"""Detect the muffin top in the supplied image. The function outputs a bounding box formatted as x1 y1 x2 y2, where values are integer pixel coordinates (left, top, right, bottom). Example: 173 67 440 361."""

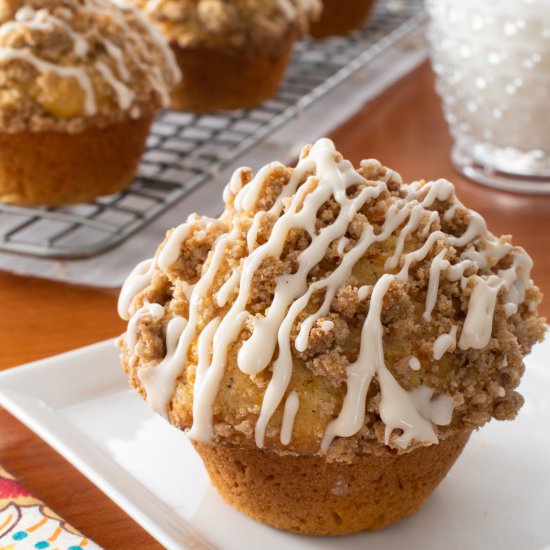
128 0 321 56
0 0 180 134
118 138 545 462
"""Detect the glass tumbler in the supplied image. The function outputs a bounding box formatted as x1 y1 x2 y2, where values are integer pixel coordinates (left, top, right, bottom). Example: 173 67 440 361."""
426 0 550 193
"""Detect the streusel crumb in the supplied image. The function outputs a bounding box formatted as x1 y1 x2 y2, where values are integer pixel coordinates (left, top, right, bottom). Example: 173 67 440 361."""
0 0 179 133
128 0 321 56
119 139 546 462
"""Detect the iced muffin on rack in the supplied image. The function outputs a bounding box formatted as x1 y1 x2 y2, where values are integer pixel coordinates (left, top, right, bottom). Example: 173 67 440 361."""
0 0 180 205
128 0 320 111
310 0 376 38
118 138 545 535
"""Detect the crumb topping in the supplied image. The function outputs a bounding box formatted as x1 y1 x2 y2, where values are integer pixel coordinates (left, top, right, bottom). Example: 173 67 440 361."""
0 0 180 134
128 0 321 56
118 138 546 461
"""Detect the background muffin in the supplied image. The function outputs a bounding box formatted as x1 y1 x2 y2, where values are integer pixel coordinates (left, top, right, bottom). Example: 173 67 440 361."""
310 0 376 38
129 0 320 111
0 0 180 205
118 139 545 534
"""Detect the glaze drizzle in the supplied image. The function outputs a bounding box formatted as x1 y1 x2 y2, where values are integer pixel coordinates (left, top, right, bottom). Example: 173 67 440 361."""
0 2 179 119
119 138 534 452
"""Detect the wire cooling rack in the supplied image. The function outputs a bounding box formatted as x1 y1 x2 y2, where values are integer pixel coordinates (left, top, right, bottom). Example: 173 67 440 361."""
0 0 426 259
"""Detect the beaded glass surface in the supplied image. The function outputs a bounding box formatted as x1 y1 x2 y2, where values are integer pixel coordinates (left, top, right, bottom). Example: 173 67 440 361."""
0 0 425 259
426 0 550 193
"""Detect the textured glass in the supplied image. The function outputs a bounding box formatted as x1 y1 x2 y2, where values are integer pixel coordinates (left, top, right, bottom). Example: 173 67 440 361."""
426 0 550 193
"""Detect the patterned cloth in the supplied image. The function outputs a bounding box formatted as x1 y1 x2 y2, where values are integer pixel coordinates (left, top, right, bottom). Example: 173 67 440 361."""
0 467 101 550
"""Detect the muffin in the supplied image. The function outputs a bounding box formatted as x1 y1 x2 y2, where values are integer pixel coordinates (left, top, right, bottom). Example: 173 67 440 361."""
310 0 376 38
118 138 545 535
128 0 321 112
0 0 180 206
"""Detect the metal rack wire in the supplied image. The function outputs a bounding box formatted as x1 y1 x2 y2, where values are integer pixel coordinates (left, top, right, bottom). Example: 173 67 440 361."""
0 0 426 259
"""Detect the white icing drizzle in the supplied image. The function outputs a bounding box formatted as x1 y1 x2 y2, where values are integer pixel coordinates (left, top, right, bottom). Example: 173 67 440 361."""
0 47 97 115
0 2 179 117
444 204 460 221
459 276 501 350
238 161 373 373
188 316 221 434
293 203 412 356
157 215 223 270
188 312 248 442
144 0 164 15
234 162 287 212
126 302 164 351
14 6 38 21
504 303 517 317
446 259 474 282
39 11 89 57
246 211 266 253
361 158 398 183
424 249 449 322
276 0 297 20
280 391 299 445
422 209 439 237
357 285 370 300
103 40 131 81
119 138 536 453
158 225 248 441
216 268 241 308
223 167 248 204
322 274 454 449
95 0 180 108
139 316 187 418
143 0 164 14
384 204 425 270
95 61 135 110
2 9 89 57
407 386 455 429
420 178 455 204
498 252 532 308
118 259 155 320
180 281 195 301
433 325 458 360
337 236 350 255
158 223 192 270
321 274 395 448
110 0 180 86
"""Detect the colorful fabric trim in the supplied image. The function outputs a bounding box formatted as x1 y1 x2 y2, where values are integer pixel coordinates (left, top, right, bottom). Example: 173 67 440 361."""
0 466 101 550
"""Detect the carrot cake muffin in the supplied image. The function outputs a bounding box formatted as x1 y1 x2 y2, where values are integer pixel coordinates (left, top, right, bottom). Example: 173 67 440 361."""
0 0 180 205
118 138 545 535
128 0 321 111
310 0 376 38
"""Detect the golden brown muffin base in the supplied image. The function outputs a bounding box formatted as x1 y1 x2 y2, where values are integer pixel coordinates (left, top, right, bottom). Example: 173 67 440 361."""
311 0 376 38
0 115 153 206
169 39 294 112
193 430 471 536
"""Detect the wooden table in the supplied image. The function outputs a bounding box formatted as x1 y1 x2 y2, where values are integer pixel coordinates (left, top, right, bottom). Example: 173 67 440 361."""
1 63 548 548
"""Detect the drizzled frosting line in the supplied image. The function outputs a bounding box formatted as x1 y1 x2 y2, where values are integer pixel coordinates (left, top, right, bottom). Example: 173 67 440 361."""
0 2 180 124
118 138 535 453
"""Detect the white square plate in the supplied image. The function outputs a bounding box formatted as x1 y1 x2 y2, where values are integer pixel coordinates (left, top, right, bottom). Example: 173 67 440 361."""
0 337 549 550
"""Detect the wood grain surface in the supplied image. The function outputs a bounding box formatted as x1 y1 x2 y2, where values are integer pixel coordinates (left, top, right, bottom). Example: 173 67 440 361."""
0 63 548 549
